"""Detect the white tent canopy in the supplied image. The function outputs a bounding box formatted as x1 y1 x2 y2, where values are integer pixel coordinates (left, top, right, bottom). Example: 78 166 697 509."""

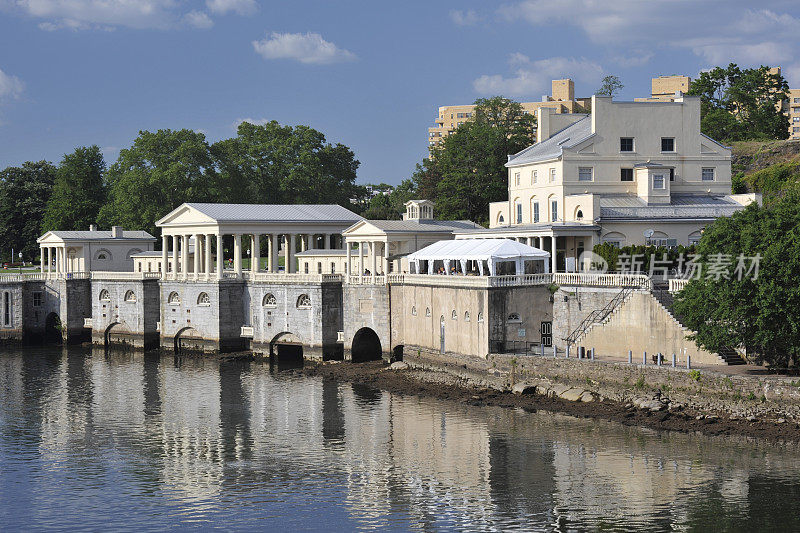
406 239 551 276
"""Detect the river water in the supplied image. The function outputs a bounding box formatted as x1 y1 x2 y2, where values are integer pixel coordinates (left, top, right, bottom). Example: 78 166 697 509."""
1 346 799 532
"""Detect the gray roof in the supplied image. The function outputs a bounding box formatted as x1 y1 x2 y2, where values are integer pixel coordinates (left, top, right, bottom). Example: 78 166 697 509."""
131 251 162 257
362 219 482 233
599 195 746 220
45 230 155 241
185 203 363 224
456 222 600 235
296 249 347 257
506 115 592 167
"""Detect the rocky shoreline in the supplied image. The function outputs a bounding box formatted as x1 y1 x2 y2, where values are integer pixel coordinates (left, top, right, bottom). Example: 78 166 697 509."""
297 359 800 444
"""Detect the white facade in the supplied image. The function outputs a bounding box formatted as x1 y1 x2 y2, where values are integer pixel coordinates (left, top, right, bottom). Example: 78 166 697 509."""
37 225 156 274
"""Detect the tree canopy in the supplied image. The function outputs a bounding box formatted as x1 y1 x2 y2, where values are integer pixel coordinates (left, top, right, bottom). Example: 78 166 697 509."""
672 191 800 368
363 179 417 220
687 64 789 142
596 75 624 96
414 96 536 225
0 161 56 261
42 145 106 232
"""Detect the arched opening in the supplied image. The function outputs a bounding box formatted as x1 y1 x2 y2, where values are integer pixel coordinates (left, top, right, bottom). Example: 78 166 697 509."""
351 327 382 363
392 344 404 362
174 327 203 354
270 332 304 368
44 312 62 344
104 321 133 348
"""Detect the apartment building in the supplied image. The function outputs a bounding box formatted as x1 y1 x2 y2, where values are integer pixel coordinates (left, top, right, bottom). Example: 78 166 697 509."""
427 79 590 148
634 75 692 103
789 89 800 140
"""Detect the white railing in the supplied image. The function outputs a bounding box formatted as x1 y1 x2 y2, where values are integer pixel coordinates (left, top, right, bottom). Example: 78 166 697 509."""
0 272 90 282
490 274 552 287
240 326 254 338
552 273 652 290
90 271 162 280
250 272 343 284
347 275 387 285
669 278 690 293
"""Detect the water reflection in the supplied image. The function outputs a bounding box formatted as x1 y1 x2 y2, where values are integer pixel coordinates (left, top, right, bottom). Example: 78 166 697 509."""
0 346 798 531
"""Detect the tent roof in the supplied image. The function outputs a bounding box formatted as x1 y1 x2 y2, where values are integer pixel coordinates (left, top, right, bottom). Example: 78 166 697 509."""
407 239 550 262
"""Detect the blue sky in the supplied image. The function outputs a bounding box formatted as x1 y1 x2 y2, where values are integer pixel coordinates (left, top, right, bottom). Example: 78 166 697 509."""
1 0 799 185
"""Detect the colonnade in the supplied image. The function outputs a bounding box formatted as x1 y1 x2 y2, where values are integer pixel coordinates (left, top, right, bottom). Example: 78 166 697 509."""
161 232 340 279
40 246 67 275
345 240 389 281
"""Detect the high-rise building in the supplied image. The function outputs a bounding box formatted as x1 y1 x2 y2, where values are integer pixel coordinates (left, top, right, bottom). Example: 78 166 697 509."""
634 75 692 102
788 89 800 140
427 79 590 148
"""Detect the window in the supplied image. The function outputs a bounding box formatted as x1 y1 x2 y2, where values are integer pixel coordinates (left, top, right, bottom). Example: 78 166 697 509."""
795 98 800 103
661 137 675 152
794 127 800 133
124 290 136 303
98 289 110 301
451 310 457 320
297 294 311 309
331 262 336 274
498 214 505 224
551 200 558 222
647 238 678 248
464 311 470 322
532 201 540 223
197 292 210 306
701 168 715 181
620 137 634 152
514 172 520 186
576 210 584 220
304 262 309 274
2 292 9 327
516 203 523 224
669 168 675 181
425 307 431 317
477 311 484 322
33 292 42 307
793 106 800 112
549 168 556 182
653 174 665 190
578 167 593 181
531 170 537 184
317 262 322 274
168 292 181 304
621 168 633 182
794 117 800 123
507 312 521 323
411 306 417 316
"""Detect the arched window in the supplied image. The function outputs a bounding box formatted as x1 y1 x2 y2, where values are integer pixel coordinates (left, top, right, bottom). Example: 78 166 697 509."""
507 312 521 323
297 294 311 309
124 290 136 303
464 311 470 322
127 248 143 260
197 292 210 306
498 214 505 224
411 306 417 316
168 291 181 304
477 311 484 323
95 249 112 261
425 307 431 317
451 310 457 320
98 289 110 301
262 293 277 307
576 209 584 220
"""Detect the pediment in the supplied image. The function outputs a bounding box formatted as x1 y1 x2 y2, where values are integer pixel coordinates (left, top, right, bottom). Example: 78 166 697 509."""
343 220 385 236
700 143 718 154
577 142 595 154
156 204 216 226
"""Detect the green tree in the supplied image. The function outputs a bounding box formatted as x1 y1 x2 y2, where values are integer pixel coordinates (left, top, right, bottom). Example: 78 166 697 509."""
42 145 106 232
672 191 800 367
212 120 359 206
688 64 789 142
363 179 418 219
0 161 56 261
596 75 624 96
98 129 217 236
418 96 536 224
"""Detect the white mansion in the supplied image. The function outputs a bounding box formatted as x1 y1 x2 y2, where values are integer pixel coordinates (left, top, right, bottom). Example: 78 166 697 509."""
479 94 759 271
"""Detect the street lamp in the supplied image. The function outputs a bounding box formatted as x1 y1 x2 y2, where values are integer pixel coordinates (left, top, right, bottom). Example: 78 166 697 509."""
18 252 22 274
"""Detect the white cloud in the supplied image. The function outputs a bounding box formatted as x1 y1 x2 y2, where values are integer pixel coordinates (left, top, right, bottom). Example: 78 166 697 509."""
12 0 179 30
206 0 257 15
784 64 800 87
692 41 790 66
0 68 24 101
183 10 213 29
233 117 271 129
449 9 479 27
473 55 603 97
252 32 356 65
611 51 654 68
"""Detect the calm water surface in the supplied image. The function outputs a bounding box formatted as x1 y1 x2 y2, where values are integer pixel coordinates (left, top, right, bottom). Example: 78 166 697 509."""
1 346 799 532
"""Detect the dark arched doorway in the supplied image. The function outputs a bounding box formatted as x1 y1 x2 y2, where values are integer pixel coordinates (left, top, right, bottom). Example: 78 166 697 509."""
104 322 133 348
174 327 203 354
44 312 62 345
270 332 304 369
351 327 382 363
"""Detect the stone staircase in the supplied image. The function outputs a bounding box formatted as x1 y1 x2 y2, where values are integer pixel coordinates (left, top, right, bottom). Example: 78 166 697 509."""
566 288 634 346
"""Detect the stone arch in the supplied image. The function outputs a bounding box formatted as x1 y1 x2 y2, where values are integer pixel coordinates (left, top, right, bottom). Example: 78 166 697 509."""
602 231 626 246
98 289 110 301
104 321 133 347
44 312 62 344
95 249 113 261
126 248 143 261
351 327 382 363
197 292 210 306
174 326 203 354
124 290 136 303
270 331 304 366
168 291 181 304
262 293 277 307
296 294 311 309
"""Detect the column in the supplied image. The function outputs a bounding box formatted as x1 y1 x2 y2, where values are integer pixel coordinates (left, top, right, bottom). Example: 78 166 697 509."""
47 247 52 275
216 233 224 280
371 241 377 281
270 234 278 273
323 234 329 249
205 234 212 276
233 234 242 276
300 235 306 252
550 235 557 274
56 248 61 274
288 234 296 273
359 241 365 281
40 248 44 273
161 235 168 275
181 235 189 278
252 234 260 273
346 241 351 278
192 234 201 275
172 235 179 275
382 242 389 275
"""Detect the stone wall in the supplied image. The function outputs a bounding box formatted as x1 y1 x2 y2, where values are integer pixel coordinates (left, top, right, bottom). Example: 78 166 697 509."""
551 286 621 351
91 279 160 349
0 282 24 341
343 284 391 360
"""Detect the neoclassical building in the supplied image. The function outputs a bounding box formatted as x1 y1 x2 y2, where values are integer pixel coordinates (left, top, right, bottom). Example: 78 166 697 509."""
484 95 760 271
37 225 156 274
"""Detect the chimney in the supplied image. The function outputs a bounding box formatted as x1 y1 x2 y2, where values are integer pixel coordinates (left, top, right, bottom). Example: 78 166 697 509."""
89 224 97 232
536 107 553 143
112 226 123 238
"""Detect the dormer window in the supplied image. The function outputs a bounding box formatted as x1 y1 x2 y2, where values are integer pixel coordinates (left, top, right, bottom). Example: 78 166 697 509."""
653 174 666 190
